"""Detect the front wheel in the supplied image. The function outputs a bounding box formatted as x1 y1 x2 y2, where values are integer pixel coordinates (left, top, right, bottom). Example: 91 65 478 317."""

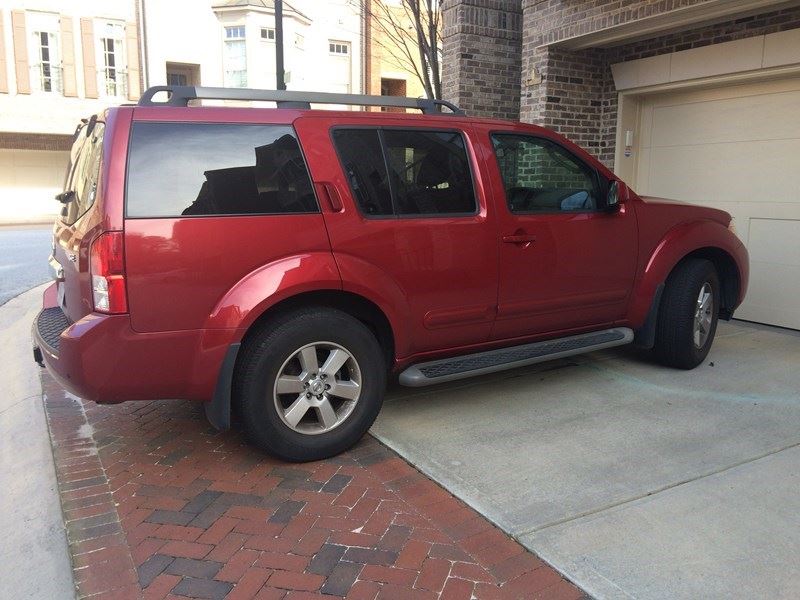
233 307 386 461
653 258 720 369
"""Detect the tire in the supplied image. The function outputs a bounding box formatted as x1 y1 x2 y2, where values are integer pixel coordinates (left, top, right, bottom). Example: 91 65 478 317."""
233 307 387 462
653 258 720 369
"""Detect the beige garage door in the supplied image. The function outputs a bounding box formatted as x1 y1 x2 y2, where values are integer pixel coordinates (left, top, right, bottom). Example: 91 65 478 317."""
635 77 800 330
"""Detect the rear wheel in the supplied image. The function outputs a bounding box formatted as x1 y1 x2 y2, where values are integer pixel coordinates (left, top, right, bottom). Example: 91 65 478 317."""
234 307 386 461
653 258 720 369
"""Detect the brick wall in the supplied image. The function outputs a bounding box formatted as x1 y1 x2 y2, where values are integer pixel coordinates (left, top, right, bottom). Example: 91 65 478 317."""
441 0 523 119
443 0 800 170
520 3 800 168
597 7 800 165
0 132 73 151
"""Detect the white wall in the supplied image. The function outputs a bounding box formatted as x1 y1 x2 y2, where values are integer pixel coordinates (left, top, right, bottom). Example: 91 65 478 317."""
142 0 224 87
0 149 66 221
142 0 363 95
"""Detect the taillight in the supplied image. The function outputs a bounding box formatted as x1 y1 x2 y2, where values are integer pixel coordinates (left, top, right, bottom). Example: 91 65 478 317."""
90 231 128 314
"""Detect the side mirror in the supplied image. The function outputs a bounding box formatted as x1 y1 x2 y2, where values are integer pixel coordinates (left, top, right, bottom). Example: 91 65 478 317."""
55 190 75 204
605 180 620 212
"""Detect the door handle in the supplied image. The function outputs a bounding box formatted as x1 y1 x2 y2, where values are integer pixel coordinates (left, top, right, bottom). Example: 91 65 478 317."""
502 233 536 245
317 182 343 212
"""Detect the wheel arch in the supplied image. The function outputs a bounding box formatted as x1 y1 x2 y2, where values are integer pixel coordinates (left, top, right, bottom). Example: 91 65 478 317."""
675 247 740 319
634 247 737 351
237 290 396 372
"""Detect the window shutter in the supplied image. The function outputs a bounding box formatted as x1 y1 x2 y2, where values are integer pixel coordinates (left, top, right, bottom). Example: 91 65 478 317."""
0 12 8 93
60 16 77 97
11 10 30 94
125 22 140 100
80 17 98 98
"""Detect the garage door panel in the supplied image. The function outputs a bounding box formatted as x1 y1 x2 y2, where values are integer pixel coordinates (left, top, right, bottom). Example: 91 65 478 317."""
647 139 800 204
738 263 800 328
737 218 800 329
747 218 800 266
635 77 800 329
649 89 800 148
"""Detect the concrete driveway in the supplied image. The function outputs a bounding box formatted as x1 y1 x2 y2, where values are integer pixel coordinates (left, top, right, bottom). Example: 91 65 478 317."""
371 321 800 599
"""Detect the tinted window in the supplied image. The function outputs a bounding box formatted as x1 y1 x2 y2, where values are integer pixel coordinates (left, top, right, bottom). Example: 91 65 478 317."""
332 129 392 216
63 122 104 225
126 123 317 217
383 130 476 215
492 134 600 213
332 128 477 217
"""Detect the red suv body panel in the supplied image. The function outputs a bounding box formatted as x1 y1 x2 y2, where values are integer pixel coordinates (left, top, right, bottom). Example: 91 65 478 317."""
295 115 499 359
34 103 749 407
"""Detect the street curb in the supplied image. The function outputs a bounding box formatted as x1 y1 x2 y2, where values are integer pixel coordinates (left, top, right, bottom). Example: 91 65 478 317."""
0 284 76 599
42 373 141 599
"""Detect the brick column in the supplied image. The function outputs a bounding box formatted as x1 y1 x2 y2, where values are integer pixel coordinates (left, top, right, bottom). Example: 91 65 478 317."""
441 0 522 120
520 1 612 161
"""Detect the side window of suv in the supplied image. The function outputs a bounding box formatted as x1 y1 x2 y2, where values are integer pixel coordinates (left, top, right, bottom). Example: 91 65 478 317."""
63 122 105 225
126 123 317 218
332 129 393 216
492 133 601 213
332 128 477 217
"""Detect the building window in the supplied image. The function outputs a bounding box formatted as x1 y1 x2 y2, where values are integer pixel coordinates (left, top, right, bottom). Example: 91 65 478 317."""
261 27 275 41
224 25 247 87
166 62 200 87
329 41 349 56
167 73 187 86
27 12 61 94
98 22 127 98
31 30 61 93
225 25 245 39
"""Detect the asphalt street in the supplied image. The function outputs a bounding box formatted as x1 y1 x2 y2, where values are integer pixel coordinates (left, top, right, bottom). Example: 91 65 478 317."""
0 225 53 306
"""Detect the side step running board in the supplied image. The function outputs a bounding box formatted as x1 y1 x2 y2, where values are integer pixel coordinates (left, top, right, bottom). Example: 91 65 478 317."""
398 327 634 387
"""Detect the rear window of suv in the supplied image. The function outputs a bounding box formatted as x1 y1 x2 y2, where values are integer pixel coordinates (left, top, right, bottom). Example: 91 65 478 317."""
126 123 317 218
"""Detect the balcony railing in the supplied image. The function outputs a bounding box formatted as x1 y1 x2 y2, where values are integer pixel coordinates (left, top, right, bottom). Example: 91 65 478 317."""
98 67 129 99
30 63 63 94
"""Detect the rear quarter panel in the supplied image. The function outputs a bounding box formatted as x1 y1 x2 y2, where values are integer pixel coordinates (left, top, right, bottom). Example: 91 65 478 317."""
124 107 338 333
125 215 337 332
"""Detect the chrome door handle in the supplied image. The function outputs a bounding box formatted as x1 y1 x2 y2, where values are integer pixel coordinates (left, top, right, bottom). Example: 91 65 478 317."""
502 234 536 244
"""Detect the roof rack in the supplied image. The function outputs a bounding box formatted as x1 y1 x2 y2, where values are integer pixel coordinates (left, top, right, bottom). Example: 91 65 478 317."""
137 86 464 115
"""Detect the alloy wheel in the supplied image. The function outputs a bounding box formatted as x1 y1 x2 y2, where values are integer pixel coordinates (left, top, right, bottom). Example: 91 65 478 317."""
273 342 362 435
693 282 714 348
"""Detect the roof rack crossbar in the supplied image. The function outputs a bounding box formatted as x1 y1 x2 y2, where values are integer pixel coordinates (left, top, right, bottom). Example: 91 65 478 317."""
137 86 464 115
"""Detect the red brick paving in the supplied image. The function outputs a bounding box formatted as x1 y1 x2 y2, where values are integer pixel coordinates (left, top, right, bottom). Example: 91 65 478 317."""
41 371 584 600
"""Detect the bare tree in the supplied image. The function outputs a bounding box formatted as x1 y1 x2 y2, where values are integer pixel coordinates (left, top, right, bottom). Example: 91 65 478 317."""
353 0 442 100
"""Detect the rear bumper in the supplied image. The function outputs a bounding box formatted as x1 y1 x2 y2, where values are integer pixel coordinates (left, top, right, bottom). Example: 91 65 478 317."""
32 284 234 403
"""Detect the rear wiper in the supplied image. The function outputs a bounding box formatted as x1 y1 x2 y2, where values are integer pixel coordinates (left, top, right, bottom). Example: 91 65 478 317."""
55 190 75 204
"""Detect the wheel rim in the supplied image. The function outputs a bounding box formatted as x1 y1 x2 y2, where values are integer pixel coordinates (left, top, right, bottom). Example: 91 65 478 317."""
273 342 362 435
693 282 714 348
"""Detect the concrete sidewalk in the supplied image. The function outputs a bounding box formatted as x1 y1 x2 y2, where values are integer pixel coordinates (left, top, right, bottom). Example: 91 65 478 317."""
372 320 800 599
0 284 75 599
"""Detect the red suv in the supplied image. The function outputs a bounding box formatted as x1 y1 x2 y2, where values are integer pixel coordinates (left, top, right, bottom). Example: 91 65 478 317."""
33 86 748 461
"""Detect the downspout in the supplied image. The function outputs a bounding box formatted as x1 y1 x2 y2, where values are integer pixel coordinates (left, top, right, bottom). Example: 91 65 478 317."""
137 0 149 89
361 0 368 96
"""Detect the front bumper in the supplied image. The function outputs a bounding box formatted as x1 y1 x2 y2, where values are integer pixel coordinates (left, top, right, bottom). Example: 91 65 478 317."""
32 283 234 403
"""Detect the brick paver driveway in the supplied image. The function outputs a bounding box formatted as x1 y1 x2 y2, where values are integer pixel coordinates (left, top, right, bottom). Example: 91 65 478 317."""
41 372 582 600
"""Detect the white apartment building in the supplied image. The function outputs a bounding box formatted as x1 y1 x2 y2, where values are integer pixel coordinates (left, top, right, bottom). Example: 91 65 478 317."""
0 0 139 222
0 0 364 223
143 0 363 95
